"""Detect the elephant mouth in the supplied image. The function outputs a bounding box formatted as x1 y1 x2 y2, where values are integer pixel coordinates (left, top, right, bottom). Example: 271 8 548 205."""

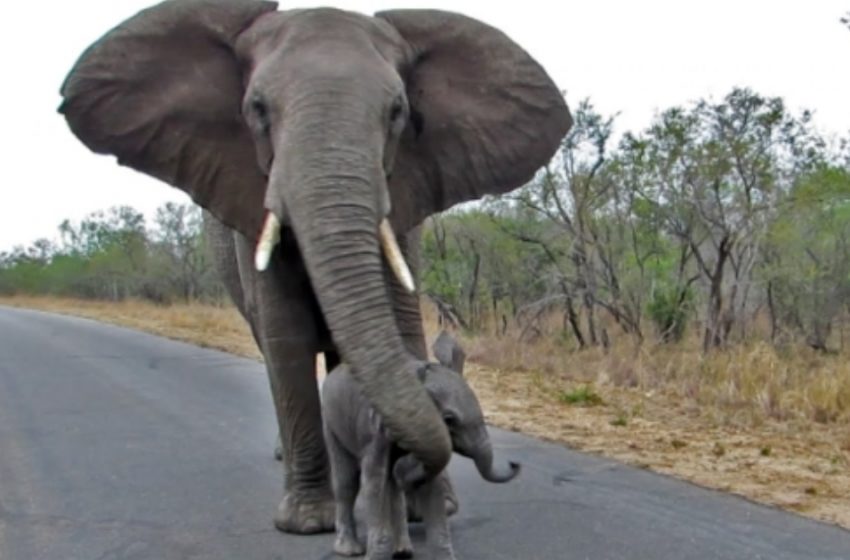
254 210 416 295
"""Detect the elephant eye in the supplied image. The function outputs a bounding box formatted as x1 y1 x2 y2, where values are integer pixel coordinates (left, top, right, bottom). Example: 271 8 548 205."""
250 97 270 133
442 413 458 428
389 100 403 122
251 98 267 118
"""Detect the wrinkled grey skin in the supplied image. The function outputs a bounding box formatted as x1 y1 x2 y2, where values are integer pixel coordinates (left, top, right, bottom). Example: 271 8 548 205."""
59 0 570 535
274 441 460 525
271 354 459 523
322 333 519 559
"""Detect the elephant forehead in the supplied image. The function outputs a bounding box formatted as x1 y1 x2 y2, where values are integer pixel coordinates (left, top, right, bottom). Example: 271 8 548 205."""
236 8 410 74
427 373 475 403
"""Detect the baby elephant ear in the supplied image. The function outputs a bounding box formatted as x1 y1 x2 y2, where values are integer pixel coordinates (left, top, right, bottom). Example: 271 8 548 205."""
376 9 572 227
432 330 466 376
59 0 278 239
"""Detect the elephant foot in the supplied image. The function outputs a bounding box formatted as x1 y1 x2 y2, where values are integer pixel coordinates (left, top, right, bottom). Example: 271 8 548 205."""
274 491 335 534
334 533 365 556
392 539 413 559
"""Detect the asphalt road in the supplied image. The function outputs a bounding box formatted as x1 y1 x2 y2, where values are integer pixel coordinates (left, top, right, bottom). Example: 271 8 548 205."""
0 306 848 560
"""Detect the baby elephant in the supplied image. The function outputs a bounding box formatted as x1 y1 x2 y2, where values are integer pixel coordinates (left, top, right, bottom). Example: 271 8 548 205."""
322 335 519 559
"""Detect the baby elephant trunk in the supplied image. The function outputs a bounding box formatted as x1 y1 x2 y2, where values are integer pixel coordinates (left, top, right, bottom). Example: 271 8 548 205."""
471 438 521 483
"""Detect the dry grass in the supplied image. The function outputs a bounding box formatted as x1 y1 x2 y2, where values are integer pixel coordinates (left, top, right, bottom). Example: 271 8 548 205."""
3 295 849 529
458 322 850 529
461 328 850 428
0 295 262 360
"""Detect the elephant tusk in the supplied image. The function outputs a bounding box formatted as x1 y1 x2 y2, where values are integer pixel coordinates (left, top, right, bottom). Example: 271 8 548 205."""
379 219 416 293
255 212 281 271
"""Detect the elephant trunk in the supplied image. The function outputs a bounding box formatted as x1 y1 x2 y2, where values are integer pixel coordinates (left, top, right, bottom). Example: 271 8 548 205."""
469 435 521 483
265 109 451 479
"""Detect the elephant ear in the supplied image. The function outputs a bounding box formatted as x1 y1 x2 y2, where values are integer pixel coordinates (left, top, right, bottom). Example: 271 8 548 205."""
376 9 572 226
432 330 466 376
59 0 278 239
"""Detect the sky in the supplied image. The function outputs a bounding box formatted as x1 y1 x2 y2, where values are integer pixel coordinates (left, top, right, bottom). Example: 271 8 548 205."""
1 1 848 251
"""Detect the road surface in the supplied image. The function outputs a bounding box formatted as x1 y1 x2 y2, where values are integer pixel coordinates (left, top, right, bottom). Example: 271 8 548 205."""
0 306 847 560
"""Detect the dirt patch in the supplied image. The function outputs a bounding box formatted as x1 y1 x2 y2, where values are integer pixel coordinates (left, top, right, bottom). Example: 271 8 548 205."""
466 363 850 529
3 296 848 530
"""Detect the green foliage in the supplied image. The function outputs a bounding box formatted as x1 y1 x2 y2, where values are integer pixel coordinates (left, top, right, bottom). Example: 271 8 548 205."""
762 166 850 347
417 88 847 353
559 385 604 407
647 285 693 342
0 203 223 303
610 412 629 427
421 209 550 330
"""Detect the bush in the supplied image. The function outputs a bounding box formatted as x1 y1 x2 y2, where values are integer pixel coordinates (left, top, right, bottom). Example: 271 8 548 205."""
647 286 692 343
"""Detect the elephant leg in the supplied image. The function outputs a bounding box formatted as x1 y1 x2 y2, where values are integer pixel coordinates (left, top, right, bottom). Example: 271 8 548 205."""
392 227 459 519
235 234 334 534
389 477 413 559
325 430 364 557
276 350 336 462
204 214 288 461
273 353 336 463
203 212 263 345
362 441 395 560
417 479 456 560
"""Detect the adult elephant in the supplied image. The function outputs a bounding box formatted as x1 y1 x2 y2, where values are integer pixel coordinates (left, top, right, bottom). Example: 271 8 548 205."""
59 0 571 535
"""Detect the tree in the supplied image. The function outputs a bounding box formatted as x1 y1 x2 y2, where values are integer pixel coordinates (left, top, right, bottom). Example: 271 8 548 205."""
422 210 547 333
503 100 654 345
0 203 221 303
150 202 208 301
636 89 819 351
764 166 850 351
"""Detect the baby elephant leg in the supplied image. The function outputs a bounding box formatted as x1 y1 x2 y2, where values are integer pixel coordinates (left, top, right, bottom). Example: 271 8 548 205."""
325 430 364 557
362 442 395 560
418 478 456 560
406 331 464 521
389 478 412 559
